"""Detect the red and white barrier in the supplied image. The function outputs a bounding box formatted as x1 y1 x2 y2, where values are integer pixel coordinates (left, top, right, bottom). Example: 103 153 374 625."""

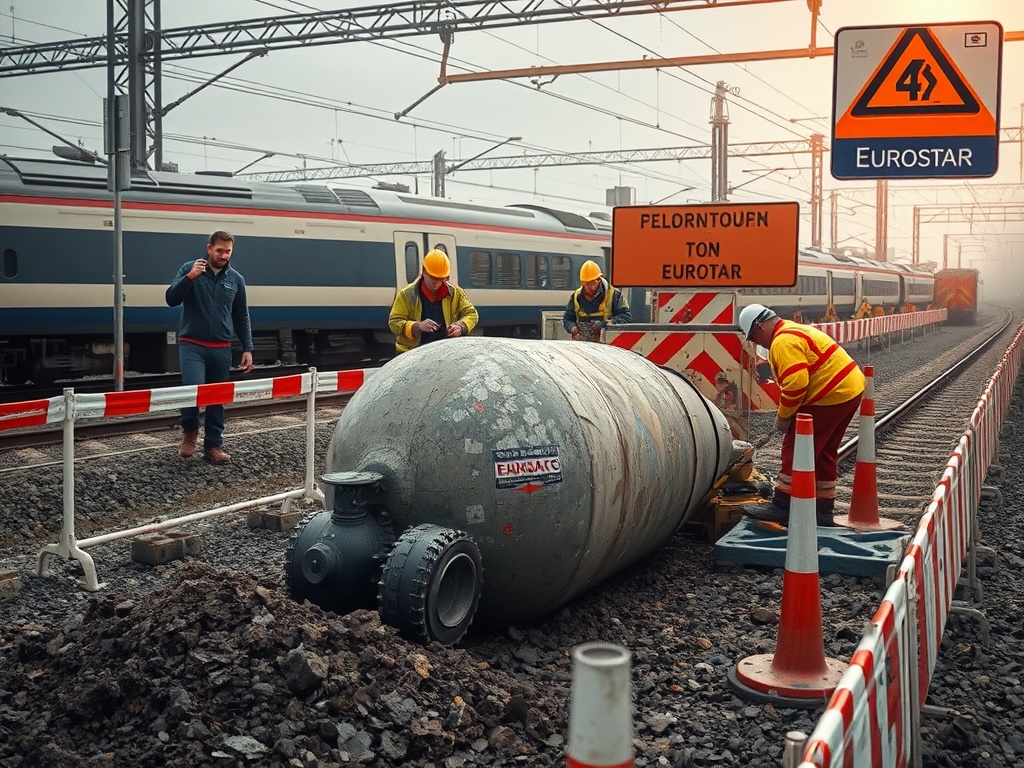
0 396 65 431
16 367 378 590
730 414 847 707
798 320 1024 767
566 643 634 768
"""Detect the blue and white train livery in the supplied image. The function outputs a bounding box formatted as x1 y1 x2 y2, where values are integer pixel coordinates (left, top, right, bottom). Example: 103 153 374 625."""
0 157 612 384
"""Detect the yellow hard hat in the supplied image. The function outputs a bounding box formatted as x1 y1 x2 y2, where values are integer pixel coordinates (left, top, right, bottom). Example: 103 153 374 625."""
423 249 450 279
580 260 602 283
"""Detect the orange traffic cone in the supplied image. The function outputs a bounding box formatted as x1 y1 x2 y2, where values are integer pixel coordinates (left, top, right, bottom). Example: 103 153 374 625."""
834 366 904 531
566 643 634 768
728 414 847 708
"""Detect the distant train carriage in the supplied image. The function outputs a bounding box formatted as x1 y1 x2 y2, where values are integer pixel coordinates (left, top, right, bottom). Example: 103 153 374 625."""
933 268 979 325
737 248 933 322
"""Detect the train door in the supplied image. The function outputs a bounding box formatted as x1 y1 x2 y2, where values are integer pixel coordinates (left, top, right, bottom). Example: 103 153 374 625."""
393 232 458 288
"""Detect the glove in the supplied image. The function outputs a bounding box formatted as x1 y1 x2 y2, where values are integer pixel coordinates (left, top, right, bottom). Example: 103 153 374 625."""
774 416 793 434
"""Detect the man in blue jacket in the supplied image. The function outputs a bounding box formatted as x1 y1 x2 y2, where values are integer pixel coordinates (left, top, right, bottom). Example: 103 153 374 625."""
166 231 254 464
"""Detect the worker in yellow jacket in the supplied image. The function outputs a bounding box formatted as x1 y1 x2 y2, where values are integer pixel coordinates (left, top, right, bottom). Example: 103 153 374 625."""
388 250 479 353
738 304 865 527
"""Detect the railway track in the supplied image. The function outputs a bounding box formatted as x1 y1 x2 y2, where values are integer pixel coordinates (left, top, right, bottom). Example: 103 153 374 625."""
0 315 1020 767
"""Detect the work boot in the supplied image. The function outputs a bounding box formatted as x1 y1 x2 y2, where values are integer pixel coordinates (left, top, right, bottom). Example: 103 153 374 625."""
179 430 199 459
204 446 231 465
816 511 838 527
741 502 789 525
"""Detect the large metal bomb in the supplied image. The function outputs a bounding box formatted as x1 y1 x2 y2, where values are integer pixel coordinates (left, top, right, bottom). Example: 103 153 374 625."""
287 337 733 644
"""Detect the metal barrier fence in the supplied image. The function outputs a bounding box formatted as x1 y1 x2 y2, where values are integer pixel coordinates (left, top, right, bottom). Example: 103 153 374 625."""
795 321 1024 768
0 368 376 590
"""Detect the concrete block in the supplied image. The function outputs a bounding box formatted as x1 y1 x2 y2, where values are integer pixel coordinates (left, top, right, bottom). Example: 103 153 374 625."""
248 509 302 532
131 530 202 566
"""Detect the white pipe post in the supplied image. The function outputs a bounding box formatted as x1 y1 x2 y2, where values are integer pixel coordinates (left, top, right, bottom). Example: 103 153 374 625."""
566 642 634 768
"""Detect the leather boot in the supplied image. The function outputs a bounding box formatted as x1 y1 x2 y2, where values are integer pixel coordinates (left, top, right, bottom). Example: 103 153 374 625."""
179 430 199 458
204 446 231 464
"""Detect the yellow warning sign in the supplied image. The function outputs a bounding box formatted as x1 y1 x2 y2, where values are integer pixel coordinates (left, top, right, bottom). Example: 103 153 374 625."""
836 26 996 139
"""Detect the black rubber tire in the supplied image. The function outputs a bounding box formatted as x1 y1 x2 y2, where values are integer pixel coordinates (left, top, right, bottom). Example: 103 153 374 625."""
378 524 483 646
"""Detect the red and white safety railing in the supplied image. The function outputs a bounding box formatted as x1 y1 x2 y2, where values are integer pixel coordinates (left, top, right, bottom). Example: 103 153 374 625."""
795 320 1024 768
0 368 377 591
813 308 947 346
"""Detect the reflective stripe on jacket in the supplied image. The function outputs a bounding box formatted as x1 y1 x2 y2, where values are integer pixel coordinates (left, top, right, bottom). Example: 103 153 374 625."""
388 278 479 353
768 319 865 420
562 279 631 332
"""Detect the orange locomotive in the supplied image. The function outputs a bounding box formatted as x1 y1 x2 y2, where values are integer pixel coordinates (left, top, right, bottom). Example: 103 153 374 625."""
933 268 979 325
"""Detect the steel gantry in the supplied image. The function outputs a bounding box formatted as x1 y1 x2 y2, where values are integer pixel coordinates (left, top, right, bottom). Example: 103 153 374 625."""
239 139 822 181
0 0 793 169
912 204 1024 265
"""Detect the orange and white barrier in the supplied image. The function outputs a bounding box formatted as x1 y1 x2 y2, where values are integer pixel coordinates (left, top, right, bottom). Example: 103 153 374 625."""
4 368 379 590
836 365 903 531
566 643 634 768
798 320 1024 767
729 414 847 707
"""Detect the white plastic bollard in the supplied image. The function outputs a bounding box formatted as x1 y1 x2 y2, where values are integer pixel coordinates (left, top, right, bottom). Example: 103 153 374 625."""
566 642 634 768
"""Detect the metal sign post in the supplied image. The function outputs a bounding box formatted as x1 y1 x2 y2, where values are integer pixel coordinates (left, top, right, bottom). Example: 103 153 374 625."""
106 0 131 391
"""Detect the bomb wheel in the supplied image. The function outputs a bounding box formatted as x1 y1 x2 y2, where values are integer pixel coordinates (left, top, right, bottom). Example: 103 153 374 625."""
378 524 483 646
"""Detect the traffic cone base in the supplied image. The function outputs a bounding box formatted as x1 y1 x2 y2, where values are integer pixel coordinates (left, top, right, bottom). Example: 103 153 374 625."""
833 512 904 531
727 654 847 709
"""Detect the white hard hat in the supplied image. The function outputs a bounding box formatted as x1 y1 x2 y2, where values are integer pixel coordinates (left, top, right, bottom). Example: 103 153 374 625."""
738 303 777 340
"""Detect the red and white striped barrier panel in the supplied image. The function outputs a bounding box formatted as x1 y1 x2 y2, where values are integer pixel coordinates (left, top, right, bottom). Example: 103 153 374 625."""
316 368 378 393
2 368 381 428
566 643 634 768
0 396 66 431
798 320 1024 767
730 414 847 707
72 373 315 420
814 309 946 345
653 290 735 325
605 328 775 412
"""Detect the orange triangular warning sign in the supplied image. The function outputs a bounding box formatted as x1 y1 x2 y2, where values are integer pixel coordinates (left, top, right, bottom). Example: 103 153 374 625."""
852 28 979 116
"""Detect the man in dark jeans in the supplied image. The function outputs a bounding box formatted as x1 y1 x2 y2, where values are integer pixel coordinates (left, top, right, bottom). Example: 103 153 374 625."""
165 230 254 464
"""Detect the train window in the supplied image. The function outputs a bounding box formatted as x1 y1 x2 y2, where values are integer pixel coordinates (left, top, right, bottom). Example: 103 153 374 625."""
431 243 449 254
550 256 572 290
525 254 548 288
800 276 826 295
2 249 15 279
496 252 522 287
468 250 493 287
832 277 855 295
404 242 419 283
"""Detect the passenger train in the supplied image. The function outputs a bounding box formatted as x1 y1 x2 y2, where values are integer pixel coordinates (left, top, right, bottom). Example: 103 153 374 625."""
737 248 934 322
0 157 933 386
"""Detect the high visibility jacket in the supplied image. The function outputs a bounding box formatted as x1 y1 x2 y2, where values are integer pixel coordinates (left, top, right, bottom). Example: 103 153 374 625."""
768 319 865 420
562 279 631 333
388 278 479 353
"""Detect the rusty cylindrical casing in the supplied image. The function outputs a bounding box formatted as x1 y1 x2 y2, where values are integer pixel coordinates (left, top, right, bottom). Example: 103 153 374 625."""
325 337 733 625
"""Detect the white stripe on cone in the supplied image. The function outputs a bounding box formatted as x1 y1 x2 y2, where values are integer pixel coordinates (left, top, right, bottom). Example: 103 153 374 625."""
785 414 818 576
566 643 634 768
